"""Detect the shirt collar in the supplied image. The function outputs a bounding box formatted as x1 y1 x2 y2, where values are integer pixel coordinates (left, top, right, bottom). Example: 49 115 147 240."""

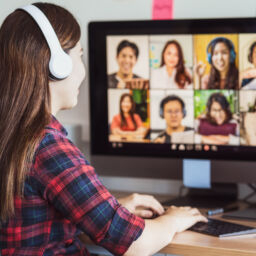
46 115 68 136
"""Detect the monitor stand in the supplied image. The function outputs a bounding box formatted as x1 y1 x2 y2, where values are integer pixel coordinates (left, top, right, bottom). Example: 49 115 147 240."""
162 159 238 208
163 183 238 208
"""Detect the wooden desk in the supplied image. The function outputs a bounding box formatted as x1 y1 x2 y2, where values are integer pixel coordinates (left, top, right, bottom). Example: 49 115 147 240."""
79 192 256 256
159 218 256 256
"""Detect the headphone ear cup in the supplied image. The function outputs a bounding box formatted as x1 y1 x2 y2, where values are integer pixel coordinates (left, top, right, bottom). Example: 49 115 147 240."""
207 52 212 64
230 50 236 63
248 52 252 63
20 5 72 80
160 108 164 118
183 109 186 118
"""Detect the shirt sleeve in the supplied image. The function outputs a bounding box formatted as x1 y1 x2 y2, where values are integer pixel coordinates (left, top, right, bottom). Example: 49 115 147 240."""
33 132 145 255
111 114 121 131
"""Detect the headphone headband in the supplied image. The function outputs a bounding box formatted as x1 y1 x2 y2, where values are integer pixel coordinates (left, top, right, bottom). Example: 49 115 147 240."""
19 5 72 80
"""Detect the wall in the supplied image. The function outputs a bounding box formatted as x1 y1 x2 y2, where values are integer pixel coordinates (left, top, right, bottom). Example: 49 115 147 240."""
1 0 256 198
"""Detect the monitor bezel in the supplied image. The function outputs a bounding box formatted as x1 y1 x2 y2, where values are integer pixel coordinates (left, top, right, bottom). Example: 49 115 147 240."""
88 18 256 161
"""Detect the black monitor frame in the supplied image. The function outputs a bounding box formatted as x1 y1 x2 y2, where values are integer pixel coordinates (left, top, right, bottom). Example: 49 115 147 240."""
88 18 256 162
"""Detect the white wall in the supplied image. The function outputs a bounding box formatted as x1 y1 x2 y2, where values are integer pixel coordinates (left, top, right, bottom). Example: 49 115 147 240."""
1 0 256 198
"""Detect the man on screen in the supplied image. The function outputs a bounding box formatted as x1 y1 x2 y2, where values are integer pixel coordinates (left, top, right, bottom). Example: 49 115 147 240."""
154 95 194 143
108 39 149 89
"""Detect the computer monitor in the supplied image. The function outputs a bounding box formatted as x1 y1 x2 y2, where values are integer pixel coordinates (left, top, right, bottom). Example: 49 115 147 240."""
88 18 256 208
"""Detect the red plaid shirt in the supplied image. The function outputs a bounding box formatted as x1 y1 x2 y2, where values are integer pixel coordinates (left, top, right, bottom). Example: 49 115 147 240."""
0 116 145 256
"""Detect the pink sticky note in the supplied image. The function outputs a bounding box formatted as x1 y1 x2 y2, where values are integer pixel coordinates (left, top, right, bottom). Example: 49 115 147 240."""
152 0 174 20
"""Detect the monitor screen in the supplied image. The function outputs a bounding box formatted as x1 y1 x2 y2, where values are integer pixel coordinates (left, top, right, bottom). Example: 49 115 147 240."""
89 18 256 162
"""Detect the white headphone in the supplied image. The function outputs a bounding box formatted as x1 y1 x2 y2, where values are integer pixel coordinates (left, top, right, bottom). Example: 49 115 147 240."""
19 5 73 80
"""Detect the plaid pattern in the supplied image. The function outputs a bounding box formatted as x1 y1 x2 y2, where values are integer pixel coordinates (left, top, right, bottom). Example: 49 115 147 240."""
0 116 145 256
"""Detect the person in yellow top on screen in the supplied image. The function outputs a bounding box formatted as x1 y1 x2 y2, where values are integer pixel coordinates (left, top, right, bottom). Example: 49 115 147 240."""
108 40 148 89
195 93 239 145
240 42 256 89
151 40 193 89
154 95 194 143
195 37 238 89
110 93 146 139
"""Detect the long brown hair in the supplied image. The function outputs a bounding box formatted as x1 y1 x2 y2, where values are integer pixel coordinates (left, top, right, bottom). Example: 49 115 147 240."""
206 93 232 124
160 40 192 89
119 93 137 129
0 3 80 221
208 38 238 89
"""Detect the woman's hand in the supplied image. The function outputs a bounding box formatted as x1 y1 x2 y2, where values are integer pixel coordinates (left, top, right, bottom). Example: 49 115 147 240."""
163 205 208 233
118 193 165 218
194 60 206 78
240 68 256 80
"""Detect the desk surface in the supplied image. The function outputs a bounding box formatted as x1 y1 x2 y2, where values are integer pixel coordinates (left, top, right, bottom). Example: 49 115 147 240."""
160 219 256 256
79 191 256 256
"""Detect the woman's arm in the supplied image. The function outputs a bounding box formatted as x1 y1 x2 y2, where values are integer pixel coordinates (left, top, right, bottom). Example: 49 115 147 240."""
240 68 256 80
125 206 207 256
118 193 164 218
201 135 229 145
111 127 146 137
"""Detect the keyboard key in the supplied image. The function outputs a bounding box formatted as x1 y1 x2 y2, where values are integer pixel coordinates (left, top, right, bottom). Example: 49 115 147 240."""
189 218 256 237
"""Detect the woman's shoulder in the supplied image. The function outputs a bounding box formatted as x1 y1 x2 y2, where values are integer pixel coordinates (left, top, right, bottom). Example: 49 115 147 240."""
39 127 77 154
151 66 168 88
37 117 82 156
152 65 166 75
112 113 121 120
34 127 88 176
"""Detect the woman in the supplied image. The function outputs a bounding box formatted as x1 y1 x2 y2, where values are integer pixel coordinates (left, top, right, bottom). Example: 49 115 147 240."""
0 3 206 255
241 97 256 145
195 37 238 90
195 93 239 145
111 93 146 138
240 41 256 89
108 40 148 89
151 40 193 89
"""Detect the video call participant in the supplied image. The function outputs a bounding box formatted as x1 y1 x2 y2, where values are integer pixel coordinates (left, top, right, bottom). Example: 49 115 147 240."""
195 37 238 89
242 98 256 145
0 3 207 255
240 41 256 89
151 40 193 89
195 92 239 145
108 39 149 89
154 95 193 143
110 93 146 138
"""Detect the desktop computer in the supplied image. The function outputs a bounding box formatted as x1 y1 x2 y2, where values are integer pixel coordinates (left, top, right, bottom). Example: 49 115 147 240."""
88 18 256 218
